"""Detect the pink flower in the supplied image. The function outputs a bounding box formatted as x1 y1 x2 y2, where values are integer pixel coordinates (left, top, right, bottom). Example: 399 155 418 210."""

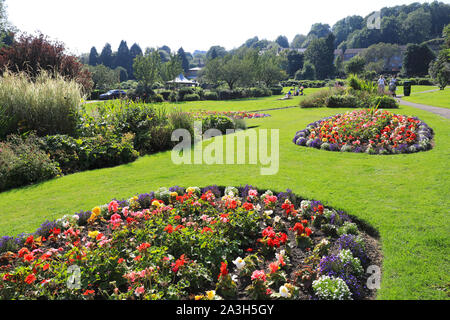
108 201 119 213
135 286 145 296
251 270 266 282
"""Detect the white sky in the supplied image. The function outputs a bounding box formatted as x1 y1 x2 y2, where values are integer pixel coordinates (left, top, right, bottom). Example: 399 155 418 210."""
5 0 447 55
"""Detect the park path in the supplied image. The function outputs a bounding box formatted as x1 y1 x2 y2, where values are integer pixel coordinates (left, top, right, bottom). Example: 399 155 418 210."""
397 88 450 119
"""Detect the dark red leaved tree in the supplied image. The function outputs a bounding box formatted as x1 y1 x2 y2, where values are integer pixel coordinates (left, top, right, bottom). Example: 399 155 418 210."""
0 33 93 92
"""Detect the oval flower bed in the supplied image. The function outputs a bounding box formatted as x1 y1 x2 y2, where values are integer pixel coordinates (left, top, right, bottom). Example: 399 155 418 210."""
191 110 271 119
0 186 381 300
293 109 434 154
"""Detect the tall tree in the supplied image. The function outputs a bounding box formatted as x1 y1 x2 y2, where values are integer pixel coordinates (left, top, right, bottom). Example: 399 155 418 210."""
99 43 113 69
403 43 435 76
88 47 99 66
305 33 335 79
402 8 433 44
160 54 183 82
116 40 131 79
177 47 190 73
286 50 304 77
332 16 364 48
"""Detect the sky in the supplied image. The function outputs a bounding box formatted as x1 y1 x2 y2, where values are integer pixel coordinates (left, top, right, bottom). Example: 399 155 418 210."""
5 0 447 55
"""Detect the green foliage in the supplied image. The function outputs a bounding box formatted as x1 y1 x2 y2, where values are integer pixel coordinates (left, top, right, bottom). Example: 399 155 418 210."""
0 134 60 192
344 56 366 75
133 49 162 91
403 44 436 77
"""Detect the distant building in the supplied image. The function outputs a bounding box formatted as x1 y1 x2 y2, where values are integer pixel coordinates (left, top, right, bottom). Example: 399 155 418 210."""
186 67 202 80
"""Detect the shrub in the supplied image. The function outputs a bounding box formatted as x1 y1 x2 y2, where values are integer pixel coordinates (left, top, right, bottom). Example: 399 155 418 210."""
41 133 139 173
0 134 60 192
326 95 360 108
159 90 172 101
183 93 201 101
151 94 164 103
202 115 235 134
204 91 218 100
370 95 399 109
270 86 283 95
0 71 83 139
300 89 333 108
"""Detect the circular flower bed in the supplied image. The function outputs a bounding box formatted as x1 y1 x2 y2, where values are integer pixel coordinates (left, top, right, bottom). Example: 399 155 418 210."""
293 109 434 154
0 186 381 300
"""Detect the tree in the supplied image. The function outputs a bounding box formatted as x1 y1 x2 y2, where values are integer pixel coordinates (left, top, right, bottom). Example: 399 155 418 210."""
206 45 227 60
100 43 113 69
257 54 286 87
243 36 259 48
87 64 119 90
302 23 331 48
286 50 304 77
160 54 183 82
177 47 190 73
129 43 143 79
297 61 316 80
403 43 435 76
159 45 171 54
332 15 364 48
429 24 450 89
360 43 401 73
380 16 402 44
88 47 99 66
304 33 335 79
133 49 161 90
291 34 306 48
0 33 93 92
429 50 450 89
115 40 132 81
275 35 289 48
344 55 365 75
402 8 432 44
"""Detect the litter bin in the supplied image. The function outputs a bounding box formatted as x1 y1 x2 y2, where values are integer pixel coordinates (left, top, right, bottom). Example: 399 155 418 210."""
403 81 412 97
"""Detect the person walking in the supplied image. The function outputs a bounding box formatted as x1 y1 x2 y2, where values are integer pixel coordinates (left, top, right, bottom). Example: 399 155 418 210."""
389 76 397 97
377 75 386 95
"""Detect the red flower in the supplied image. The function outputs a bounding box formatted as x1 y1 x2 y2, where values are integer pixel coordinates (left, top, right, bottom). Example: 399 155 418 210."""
201 227 213 234
25 235 34 246
42 264 50 271
137 242 151 252
305 227 312 237
269 262 279 274
218 262 228 279
164 224 174 234
243 202 254 211
25 274 36 284
118 258 124 264
18 247 30 258
83 289 95 296
171 254 187 273
24 253 35 262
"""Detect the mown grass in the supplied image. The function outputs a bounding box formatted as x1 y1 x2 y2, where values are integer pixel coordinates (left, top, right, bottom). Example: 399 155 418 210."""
0 93 449 300
403 87 450 109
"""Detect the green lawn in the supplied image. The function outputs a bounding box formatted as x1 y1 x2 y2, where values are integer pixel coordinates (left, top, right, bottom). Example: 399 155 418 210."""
0 95 449 300
403 87 450 109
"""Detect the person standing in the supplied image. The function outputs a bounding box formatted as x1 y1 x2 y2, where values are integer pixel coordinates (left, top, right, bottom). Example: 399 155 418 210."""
377 75 386 95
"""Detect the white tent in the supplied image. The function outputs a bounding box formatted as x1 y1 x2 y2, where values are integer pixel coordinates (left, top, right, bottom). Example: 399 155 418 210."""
167 74 197 86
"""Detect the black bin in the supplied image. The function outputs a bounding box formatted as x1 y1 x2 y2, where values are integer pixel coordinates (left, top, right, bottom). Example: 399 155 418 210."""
403 81 412 97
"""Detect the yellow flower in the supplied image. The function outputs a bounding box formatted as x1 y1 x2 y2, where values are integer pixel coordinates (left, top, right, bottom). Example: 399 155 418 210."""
88 231 99 239
170 192 178 197
206 290 216 300
92 207 101 216
195 295 204 300
152 200 161 208
322 138 328 142
186 187 196 194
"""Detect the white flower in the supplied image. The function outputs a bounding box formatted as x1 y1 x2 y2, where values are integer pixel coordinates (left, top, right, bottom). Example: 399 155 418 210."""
232 275 238 282
232 257 246 270
274 216 281 224
72 215 79 220
279 285 291 298
264 210 273 216
255 204 261 212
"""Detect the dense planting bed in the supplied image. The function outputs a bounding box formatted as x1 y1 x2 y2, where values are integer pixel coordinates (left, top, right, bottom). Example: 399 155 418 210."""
293 109 434 154
0 185 381 300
